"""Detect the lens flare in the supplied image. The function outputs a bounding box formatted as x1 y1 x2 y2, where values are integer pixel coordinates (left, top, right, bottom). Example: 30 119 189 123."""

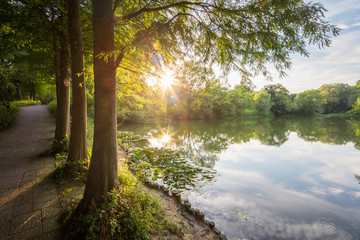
160 70 175 89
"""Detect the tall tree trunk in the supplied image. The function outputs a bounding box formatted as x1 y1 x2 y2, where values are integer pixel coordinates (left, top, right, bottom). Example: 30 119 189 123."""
31 84 35 101
67 0 87 162
29 87 33 100
15 83 22 100
53 36 60 102
54 23 71 142
79 0 117 213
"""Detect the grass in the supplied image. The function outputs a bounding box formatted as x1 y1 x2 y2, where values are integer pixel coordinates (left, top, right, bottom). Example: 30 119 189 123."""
315 112 353 118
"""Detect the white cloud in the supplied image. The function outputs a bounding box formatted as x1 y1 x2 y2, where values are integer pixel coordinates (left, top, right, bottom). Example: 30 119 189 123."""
337 23 350 30
243 29 360 93
229 1 360 93
318 0 360 19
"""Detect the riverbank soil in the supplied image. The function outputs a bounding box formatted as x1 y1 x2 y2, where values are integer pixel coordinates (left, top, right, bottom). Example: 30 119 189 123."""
0 105 62 240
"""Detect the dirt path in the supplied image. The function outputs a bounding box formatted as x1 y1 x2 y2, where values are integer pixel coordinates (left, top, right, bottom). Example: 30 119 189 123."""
0 105 62 240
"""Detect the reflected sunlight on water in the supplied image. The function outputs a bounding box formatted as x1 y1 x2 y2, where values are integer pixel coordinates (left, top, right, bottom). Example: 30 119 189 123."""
148 133 173 148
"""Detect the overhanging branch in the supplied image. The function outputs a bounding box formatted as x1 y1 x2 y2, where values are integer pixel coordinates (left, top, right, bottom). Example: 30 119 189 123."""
114 1 215 22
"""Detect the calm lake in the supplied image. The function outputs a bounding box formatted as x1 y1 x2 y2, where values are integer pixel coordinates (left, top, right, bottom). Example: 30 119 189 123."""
118 116 360 240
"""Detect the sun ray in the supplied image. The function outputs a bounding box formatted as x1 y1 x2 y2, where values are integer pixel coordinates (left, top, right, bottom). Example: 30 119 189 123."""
160 69 175 90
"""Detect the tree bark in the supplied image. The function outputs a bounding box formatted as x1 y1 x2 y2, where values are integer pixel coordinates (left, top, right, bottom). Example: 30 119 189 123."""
78 0 117 212
53 36 60 102
54 21 71 142
31 84 35 101
15 83 22 100
67 0 87 162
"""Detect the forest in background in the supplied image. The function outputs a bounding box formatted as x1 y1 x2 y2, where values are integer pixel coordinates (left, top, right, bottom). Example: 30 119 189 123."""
2 61 360 122
110 78 360 121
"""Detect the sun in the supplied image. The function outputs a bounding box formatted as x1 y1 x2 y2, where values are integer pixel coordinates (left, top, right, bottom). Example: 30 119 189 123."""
161 133 171 143
160 70 175 89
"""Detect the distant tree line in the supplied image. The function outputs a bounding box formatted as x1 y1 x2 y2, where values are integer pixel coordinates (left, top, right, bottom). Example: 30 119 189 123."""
116 74 360 121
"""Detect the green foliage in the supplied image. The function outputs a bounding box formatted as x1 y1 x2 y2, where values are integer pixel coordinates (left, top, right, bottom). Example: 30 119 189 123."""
117 131 142 151
0 104 19 130
48 100 57 115
128 147 217 192
294 89 325 115
117 131 141 143
54 157 89 182
116 76 149 122
229 89 254 117
53 141 89 183
11 99 41 108
54 117 94 182
54 152 68 180
51 138 69 155
65 170 180 240
0 100 40 130
113 78 360 120
112 0 339 83
198 84 232 118
264 84 292 115
253 89 272 114
319 83 356 114
348 97 360 115
37 84 56 104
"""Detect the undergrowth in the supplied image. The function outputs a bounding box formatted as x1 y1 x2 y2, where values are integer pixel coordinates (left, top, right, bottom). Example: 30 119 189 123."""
54 151 89 183
63 170 181 240
55 131 182 239
48 100 57 115
0 100 40 130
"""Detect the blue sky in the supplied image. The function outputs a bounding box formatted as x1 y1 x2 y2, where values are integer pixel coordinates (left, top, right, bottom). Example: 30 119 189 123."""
229 0 360 93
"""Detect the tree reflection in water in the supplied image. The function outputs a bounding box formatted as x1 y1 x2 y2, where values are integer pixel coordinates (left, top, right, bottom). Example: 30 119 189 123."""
119 116 360 239
119 116 360 168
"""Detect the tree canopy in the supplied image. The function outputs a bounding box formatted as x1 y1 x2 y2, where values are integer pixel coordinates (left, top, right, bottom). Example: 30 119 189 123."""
111 0 339 82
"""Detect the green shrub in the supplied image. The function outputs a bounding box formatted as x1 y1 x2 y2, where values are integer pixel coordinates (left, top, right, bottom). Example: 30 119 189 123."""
54 153 89 183
0 104 19 130
48 100 57 115
0 100 40 130
11 99 41 108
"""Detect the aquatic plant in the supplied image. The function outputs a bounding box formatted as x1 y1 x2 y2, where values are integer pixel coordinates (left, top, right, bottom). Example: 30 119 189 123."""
128 147 217 192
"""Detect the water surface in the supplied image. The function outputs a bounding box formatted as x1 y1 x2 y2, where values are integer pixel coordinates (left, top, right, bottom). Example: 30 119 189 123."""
119 117 360 239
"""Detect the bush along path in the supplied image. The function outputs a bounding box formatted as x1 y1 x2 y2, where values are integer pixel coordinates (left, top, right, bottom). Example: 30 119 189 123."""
0 105 62 240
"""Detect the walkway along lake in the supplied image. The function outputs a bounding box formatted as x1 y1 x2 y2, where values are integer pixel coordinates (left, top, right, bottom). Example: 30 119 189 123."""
119 116 360 239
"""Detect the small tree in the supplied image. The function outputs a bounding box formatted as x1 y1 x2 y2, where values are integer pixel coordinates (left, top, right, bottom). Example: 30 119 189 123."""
253 89 272 114
294 89 325 115
264 84 292 115
319 83 355 113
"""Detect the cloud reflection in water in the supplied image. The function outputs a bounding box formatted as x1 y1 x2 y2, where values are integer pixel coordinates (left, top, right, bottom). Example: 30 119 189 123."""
187 133 360 239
